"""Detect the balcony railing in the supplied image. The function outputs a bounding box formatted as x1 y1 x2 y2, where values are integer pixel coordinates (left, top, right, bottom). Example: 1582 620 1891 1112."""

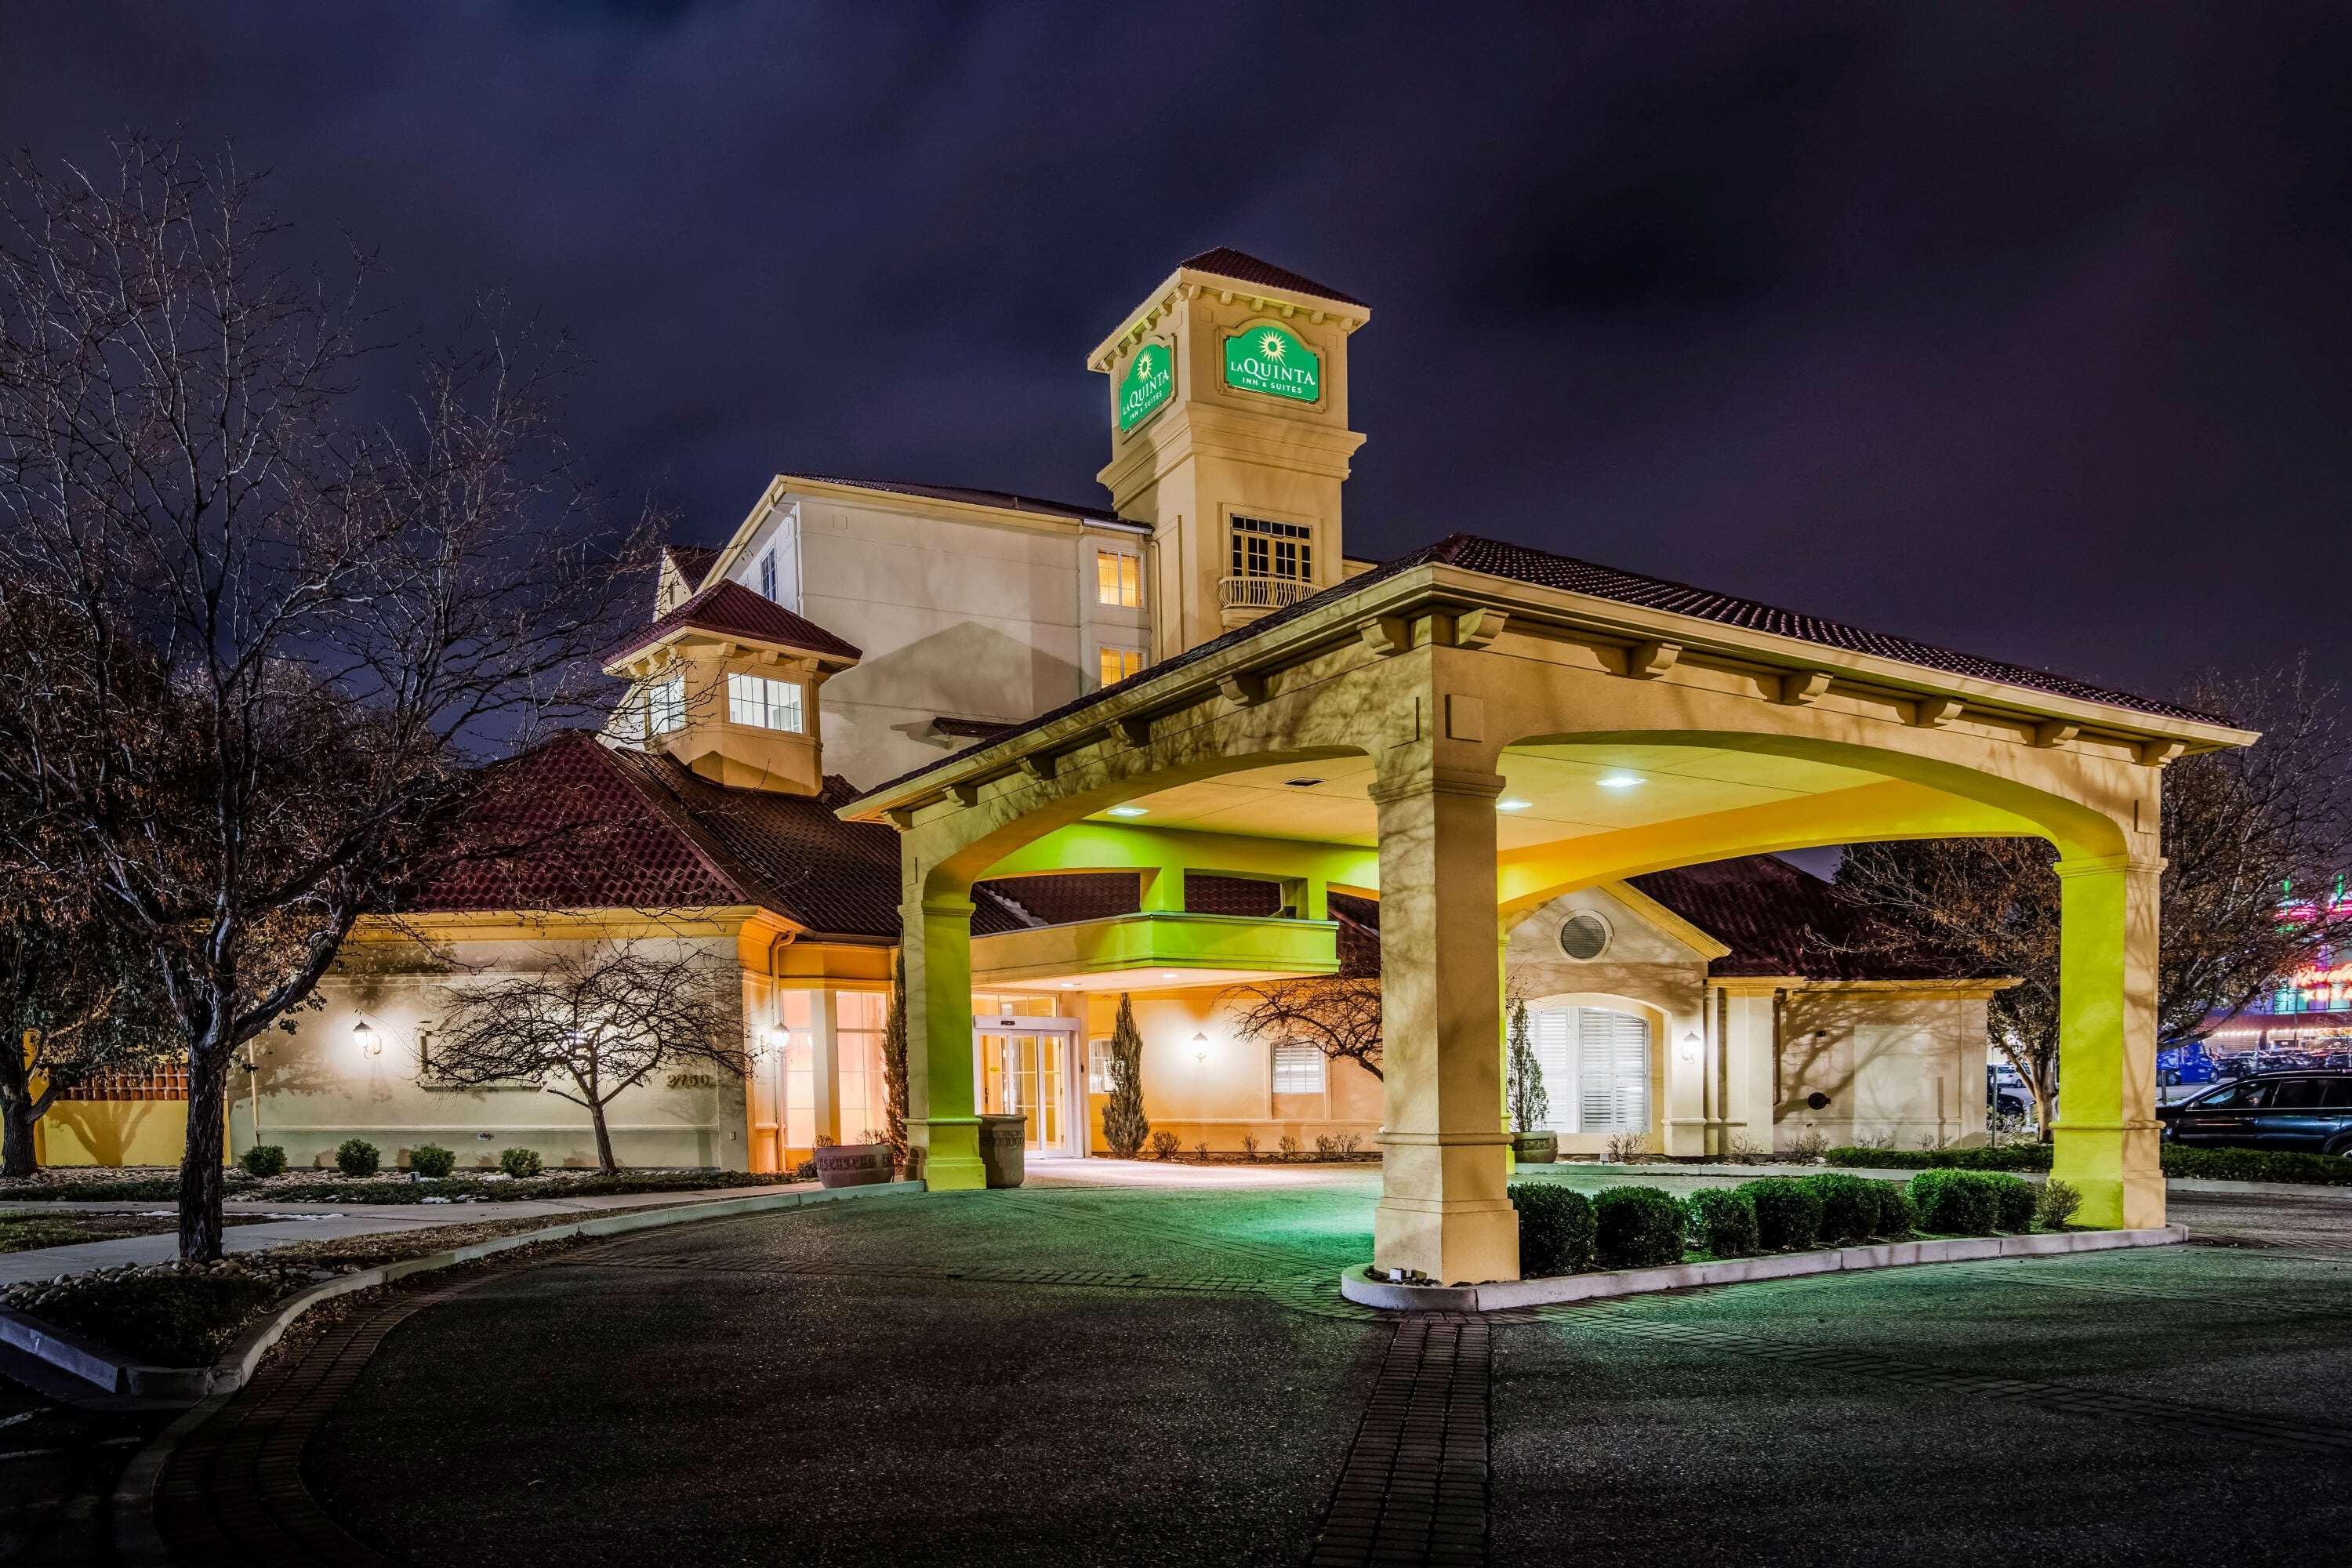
1218 575 1315 612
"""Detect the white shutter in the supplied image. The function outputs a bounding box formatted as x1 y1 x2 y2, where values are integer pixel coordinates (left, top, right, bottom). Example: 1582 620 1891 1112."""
1531 1009 1574 1134
1575 1007 1650 1134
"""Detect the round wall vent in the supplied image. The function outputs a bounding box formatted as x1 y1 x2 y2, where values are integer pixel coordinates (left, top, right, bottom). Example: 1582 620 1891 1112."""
1557 911 1611 960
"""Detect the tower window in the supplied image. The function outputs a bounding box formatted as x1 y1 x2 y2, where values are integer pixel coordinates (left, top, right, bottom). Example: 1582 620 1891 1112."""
1231 515 1313 581
759 549 779 601
647 676 686 735
1095 549 1141 608
1098 646 1143 688
727 672 804 733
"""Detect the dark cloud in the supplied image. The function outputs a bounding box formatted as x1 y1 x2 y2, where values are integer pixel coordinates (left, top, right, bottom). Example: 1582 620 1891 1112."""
4 1 2344 708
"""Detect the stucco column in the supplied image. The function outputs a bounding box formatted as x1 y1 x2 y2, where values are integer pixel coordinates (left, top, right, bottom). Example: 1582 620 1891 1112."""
1370 764 1519 1284
902 884 985 1190
2049 854 2167 1229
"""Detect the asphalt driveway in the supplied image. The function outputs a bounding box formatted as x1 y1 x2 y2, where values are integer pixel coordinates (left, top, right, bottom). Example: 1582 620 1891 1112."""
277 1167 2352 1567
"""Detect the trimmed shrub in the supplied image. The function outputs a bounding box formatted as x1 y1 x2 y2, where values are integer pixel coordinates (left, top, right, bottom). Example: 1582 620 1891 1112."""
2161 1145 2352 1185
1871 1181 1917 1240
1910 1169 1999 1235
408 1144 457 1178
1594 1185 1686 1269
2034 1178 2083 1231
1685 1187 1759 1258
1512 1182 1596 1277
238 1144 287 1178
499 1145 543 1178
334 1138 380 1178
1825 1144 2052 1172
1987 1172 2038 1232
1738 1178 1823 1252
1804 1172 1880 1245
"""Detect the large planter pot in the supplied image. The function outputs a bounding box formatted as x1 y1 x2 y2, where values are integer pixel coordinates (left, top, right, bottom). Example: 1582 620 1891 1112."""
813 1142 893 1189
1513 1132 1559 1165
979 1113 1027 1189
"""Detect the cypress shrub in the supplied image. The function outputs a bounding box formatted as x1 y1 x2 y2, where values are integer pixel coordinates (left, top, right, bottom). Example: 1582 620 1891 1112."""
1737 1178 1823 1251
1684 1187 1760 1258
1987 1172 2038 1232
1511 1182 1595 1276
1804 1172 1879 1245
1910 1169 1998 1235
1102 993 1151 1159
1594 1185 1687 1269
334 1138 379 1178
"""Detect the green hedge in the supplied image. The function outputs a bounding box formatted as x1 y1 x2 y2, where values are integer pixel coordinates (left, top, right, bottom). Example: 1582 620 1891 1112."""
1595 1186 1686 1269
1737 1178 1823 1251
1834 1142 2352 1187
1511 1182 1595 1276
1806 1173 1881 1246
1685 1188 1759 1258
2160 1146 2352 1185
1825 1145 2053 1172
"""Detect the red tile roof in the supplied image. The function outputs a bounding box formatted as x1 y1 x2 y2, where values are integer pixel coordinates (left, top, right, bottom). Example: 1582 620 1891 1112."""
1628 855 1988 982
662 543 720 590
604 579 862 667
1179 247 1367 309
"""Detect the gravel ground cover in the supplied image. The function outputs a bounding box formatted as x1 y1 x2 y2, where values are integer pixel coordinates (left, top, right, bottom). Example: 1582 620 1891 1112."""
308 1183 1387 1568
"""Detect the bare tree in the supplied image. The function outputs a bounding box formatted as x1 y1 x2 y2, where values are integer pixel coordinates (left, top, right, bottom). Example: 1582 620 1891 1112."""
1224 975 1385 1083
1835 658 2352 1137
0 140 653 1257
425 942 743 1173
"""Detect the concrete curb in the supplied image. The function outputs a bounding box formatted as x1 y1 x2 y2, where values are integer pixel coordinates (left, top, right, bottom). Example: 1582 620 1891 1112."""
1338 1223 2189 1312
5 1178 922 1400
1518 1161 2352 1200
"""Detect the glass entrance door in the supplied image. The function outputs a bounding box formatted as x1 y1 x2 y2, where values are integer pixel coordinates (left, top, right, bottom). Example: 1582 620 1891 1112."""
975 1023 1076 1154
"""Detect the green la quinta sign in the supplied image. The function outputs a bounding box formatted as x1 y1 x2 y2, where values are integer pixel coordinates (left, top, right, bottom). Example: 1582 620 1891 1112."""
1222 323 1321 403
1116 342 1174 432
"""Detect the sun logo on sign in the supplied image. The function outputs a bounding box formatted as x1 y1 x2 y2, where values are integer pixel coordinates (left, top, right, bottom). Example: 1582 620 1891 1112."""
1258 331 1286 361
1134 350 1153 376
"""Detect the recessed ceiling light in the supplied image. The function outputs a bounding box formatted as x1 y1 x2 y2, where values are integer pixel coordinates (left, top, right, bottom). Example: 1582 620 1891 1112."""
1597 773 1643 789
1107 804 1148 817
1283 778 1325 788
1160 971 1178 981
1060 982 1078 989
1497 798 1532 811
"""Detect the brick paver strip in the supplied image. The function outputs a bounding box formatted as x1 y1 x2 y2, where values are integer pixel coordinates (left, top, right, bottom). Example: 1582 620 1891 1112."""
1309 1317 1490 1567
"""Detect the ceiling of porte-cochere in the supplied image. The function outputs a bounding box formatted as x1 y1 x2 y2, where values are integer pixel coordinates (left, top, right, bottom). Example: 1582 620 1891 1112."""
1086 743 1894 850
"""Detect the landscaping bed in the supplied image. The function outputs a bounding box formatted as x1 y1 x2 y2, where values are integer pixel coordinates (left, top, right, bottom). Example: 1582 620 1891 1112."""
0 1166 804 1206
0 1214 597 1367
0 1209 270 1254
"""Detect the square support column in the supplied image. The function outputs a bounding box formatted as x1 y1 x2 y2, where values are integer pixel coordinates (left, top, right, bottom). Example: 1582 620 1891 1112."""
902 884 985 1190
1370 765 1519 1284
2049 854 2167 1229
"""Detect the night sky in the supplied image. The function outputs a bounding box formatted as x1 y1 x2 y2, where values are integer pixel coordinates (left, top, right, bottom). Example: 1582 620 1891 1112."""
6 2 2347 709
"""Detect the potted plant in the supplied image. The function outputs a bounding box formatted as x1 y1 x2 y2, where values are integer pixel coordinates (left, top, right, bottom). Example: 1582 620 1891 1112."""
1507 999 1557 1163
813 1131 894 1189
978 1112 1027 1188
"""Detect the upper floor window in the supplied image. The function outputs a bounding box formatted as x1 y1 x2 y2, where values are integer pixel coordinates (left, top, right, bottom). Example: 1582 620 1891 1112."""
1231 515 1312 581
1097 646 1143 689
648 676 686 735
1095 549 1141 608
727 671 804 733
759 549 779 602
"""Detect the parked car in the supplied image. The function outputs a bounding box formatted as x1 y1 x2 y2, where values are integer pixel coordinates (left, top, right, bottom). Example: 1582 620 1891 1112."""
2157 1042 2217 1088
2155 1073 2352 1155
1987 1066 2033 1120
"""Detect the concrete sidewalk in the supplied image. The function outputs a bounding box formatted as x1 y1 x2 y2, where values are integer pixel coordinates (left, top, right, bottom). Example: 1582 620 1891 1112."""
1 1184 801 1286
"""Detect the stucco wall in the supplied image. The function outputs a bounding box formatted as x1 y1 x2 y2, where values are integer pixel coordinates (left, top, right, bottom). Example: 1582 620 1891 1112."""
228 934 753 1172
1777 989 1993 1151
1080 985 1382 1152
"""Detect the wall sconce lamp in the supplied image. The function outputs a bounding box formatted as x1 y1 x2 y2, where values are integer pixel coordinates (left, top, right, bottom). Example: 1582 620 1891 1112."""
352 1018 382 1056
1678 1031 1701 1064
1192 1030 1209 1065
